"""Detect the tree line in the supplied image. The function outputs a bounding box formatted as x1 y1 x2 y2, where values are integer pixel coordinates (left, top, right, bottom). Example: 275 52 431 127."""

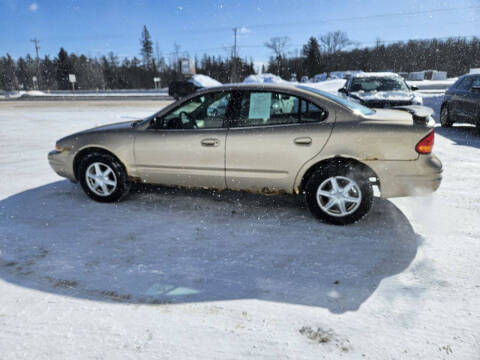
2 26 479 91
0 26 255 91
266 31 480 80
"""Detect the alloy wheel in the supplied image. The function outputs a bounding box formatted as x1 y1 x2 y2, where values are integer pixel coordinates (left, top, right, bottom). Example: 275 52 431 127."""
85 162 117 197
316 176 362 217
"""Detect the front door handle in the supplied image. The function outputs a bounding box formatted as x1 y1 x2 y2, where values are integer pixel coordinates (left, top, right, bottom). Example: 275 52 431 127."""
294 137 312 145
201 138 220 147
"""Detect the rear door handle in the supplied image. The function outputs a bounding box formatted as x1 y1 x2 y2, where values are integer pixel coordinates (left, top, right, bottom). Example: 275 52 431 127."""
294 137 312 145
201 138 220 147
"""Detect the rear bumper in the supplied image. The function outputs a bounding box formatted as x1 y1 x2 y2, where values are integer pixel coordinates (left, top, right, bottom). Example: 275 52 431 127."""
366 154 442 198
48 150 76 180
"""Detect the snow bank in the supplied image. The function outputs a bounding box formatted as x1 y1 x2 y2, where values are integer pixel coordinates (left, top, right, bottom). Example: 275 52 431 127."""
329 70 364 79
188 74 222 88
0 90 46 99
243 73 287 84
311 73 327 82
351 72 399 78
304 79 346 94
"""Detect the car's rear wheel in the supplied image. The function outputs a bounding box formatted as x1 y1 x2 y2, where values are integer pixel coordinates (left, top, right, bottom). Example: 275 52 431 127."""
78 152 131 202
440 105 453 128
305 164 373 225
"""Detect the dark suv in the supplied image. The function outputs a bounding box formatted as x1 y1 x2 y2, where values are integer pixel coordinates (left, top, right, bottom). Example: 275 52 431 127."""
168 80 201 100
440 74 480 128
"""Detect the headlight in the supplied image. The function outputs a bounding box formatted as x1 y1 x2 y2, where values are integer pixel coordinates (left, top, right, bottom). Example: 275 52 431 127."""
55 144 71 152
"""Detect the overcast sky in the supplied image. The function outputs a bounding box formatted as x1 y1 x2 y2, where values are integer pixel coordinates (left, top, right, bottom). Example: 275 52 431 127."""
1 0 479 63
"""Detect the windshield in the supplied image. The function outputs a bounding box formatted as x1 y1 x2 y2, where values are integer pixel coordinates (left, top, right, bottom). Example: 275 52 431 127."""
297 85 375 116
349 77 409 92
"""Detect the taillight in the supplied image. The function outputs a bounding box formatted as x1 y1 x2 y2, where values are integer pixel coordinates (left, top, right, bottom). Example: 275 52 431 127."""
416 130 435 154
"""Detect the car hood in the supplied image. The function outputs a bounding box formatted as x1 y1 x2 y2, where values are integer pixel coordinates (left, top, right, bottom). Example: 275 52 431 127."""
73 120 136 136
350 90 414 102
57 120 137 145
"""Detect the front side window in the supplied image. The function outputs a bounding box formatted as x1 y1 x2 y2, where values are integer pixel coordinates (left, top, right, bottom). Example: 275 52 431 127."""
456 77 473 91
158 92 231 129
235 91 327 127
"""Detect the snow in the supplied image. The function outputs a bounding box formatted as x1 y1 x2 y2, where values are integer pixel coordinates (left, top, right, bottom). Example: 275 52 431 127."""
243 73 287 84
347 71 398 78
328 70 364 79
469 68 480 74
303 79 346 94
349 90 423 105
0 89 169 99
189 74 222 88
406 78 457 90
0 98 479 359
0 90 46 99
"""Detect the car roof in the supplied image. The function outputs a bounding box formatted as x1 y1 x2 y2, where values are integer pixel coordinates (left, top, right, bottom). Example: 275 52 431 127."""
194 83 344 105
198 83 300 92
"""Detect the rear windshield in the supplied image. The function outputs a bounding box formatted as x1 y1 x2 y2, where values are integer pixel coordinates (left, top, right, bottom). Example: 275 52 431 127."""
297 85 375 116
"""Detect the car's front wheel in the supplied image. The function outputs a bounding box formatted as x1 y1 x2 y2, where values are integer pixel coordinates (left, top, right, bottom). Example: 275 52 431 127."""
305 165 373 225
78 152 131 202
440 105 453 128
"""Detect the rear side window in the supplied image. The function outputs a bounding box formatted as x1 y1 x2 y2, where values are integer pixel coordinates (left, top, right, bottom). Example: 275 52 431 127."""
300 100 328 122
235 91 327 127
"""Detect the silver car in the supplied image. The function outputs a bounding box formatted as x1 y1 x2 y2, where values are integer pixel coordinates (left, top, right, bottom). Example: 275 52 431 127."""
48 84 442 225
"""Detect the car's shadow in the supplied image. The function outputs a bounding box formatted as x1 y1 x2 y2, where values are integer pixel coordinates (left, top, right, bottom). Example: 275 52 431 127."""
435 124 480 149
0 181 421 313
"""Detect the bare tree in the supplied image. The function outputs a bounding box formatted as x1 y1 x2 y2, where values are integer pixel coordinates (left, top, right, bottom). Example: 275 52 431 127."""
319 31 352 55
264 36 290 75
264 36 290 58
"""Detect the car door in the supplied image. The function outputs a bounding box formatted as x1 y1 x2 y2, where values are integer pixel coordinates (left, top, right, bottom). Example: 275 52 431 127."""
465 76 480 122
225 90 335 193
452 76 473 121
134 91 232 189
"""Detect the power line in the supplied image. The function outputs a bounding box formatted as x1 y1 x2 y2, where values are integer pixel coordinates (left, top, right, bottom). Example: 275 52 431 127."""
6 5 479 45
242 5 480 30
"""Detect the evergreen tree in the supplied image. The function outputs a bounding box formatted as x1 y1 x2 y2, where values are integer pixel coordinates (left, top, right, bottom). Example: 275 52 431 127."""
140 25 153 69
56 48 73 90
302 37 322 77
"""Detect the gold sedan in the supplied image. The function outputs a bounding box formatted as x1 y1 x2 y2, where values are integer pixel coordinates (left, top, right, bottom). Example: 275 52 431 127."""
48 84 442 225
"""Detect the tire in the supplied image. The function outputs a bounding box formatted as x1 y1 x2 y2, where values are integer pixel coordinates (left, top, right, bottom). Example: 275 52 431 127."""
440 105 453 128
304 164 373 225
78 152 131 202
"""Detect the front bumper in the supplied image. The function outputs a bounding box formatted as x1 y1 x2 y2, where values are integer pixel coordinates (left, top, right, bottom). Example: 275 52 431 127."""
48 150 76 180
365 154 443 198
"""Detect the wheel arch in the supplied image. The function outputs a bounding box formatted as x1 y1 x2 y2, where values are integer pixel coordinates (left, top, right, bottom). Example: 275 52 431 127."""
73 146 128 181
295 156 379 194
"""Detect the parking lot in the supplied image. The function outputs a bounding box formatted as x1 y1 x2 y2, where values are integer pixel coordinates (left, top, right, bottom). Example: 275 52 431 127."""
0 99 479 359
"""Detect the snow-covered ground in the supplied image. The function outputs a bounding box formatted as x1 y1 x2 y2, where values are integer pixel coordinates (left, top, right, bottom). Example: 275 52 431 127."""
0 98 479 359
0 89 169 99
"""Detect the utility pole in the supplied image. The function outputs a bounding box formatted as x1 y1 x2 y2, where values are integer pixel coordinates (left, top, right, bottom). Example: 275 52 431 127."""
30 38 40 89
230 27 238 83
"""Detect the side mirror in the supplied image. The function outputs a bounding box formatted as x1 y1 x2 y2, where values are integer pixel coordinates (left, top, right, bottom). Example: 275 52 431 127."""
338 87 347 94
410 85 419 91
